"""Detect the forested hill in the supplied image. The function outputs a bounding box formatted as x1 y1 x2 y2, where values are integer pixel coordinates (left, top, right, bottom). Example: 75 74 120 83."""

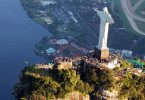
13 56 145 100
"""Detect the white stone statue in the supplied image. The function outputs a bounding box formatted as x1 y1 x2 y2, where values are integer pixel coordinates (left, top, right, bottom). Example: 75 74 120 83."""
93 7 114 50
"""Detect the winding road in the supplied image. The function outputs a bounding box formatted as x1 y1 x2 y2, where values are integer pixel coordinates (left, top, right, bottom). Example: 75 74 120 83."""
120 0 145 35
126 0 145 22
133 0 145 11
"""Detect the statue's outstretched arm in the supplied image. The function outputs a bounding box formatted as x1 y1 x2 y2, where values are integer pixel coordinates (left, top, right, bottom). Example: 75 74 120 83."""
93 8 101 16
93 8 98 12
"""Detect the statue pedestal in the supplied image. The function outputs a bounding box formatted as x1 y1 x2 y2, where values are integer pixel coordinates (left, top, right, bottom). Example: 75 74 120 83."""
93 47 109 59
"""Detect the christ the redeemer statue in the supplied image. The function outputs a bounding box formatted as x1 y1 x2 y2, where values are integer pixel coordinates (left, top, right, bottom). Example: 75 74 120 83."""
93 7 114 59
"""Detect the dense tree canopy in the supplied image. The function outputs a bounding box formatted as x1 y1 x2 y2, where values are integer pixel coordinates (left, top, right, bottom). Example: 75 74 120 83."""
13 59 145 100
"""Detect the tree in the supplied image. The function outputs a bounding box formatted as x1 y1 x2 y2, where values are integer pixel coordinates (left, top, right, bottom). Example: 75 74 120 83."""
119 74 145 100
85 68 98 90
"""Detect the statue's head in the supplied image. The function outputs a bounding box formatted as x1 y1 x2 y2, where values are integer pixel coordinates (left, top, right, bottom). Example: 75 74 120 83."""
103 7 109 14
103 7 114 24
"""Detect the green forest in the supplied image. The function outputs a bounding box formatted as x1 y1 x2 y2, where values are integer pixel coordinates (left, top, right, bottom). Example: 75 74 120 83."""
13 59 145 100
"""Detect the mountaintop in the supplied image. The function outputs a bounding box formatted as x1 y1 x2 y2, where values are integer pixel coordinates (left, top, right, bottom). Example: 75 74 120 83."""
13 52 145 100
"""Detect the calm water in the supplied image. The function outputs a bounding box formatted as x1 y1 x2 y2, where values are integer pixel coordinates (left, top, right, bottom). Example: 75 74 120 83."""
0 0 51 99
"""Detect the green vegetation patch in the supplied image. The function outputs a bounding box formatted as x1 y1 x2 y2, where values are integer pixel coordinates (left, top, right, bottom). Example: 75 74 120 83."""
127 59 144 68
13 67 92 100
34 18 46 25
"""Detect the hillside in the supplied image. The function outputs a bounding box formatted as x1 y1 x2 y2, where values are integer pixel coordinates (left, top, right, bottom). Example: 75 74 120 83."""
13 55 145 100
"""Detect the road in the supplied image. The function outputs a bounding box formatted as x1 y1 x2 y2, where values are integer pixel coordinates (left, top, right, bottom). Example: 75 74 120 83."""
120 0 145 35
126 0 145 22
133 0 145 11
